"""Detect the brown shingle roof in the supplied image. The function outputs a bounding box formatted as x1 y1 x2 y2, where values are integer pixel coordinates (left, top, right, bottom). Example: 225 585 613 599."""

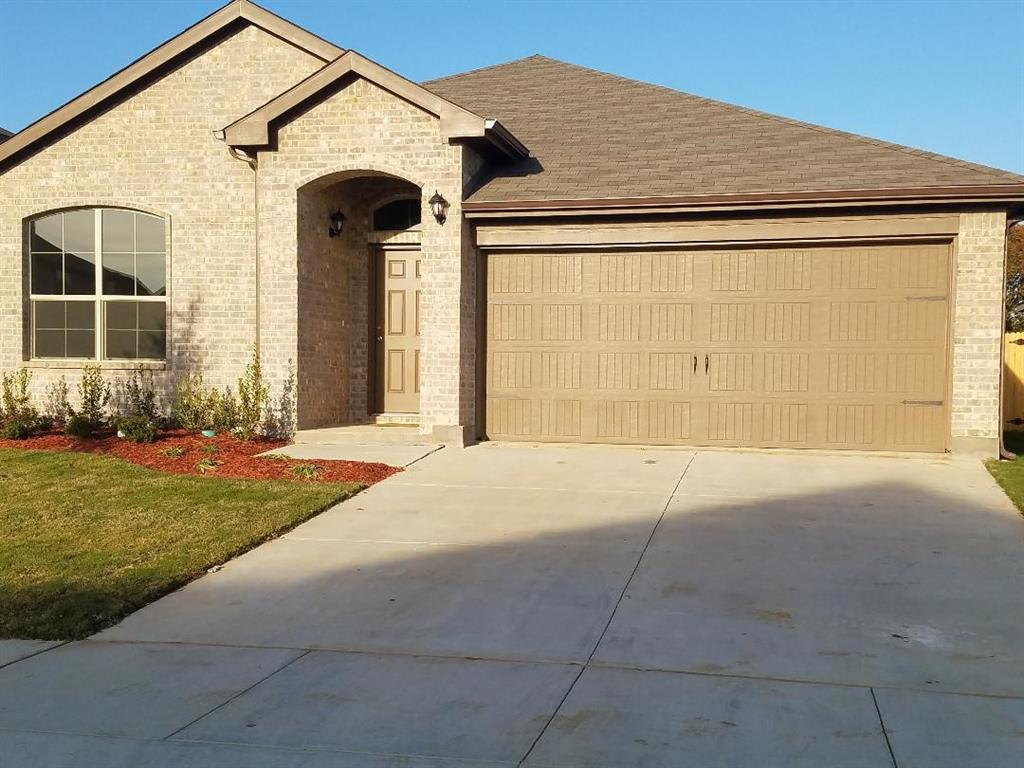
424 55 1024 203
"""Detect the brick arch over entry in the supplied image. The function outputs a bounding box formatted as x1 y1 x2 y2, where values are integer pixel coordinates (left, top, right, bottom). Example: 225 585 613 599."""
293 171 425 428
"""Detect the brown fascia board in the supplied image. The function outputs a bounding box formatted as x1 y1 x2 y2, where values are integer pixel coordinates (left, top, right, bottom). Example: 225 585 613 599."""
222 51 529 160
0 0 343 170
462 184 1024 217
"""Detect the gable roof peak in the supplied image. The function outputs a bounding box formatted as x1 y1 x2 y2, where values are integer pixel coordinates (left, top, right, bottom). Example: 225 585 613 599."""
222 48 529 160
0 0 343 171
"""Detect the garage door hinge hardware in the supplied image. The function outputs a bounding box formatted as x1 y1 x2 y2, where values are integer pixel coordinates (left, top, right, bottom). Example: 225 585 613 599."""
906 295 946 301
901 399 943 406
1007 417 1024 426
1012 338 1024 346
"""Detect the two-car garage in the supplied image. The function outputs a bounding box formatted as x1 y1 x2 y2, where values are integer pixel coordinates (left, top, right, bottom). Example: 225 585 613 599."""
484 242 951 452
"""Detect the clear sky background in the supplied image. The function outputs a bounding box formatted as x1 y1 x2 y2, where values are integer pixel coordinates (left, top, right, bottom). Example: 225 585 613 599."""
1 0 1022 173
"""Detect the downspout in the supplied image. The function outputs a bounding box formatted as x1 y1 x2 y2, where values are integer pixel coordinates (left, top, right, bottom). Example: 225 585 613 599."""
1000 217 1022 459
216 131 261 348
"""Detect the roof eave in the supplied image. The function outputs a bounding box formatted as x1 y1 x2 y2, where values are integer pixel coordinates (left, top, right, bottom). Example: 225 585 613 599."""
480 119 530 161
462 184 1024 217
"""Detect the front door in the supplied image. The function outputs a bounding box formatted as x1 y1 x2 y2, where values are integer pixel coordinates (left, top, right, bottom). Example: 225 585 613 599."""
375 246 421 413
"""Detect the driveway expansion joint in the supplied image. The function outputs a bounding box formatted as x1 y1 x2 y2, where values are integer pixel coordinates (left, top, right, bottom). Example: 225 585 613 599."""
162 650 311 741
516 452 698 767
871 687 900 768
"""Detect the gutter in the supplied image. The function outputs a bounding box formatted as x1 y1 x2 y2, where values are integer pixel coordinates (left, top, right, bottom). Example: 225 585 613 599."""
462 184 1024 217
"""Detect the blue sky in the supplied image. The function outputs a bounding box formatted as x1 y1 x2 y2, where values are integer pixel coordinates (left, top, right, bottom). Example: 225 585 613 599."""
1 0 1022 173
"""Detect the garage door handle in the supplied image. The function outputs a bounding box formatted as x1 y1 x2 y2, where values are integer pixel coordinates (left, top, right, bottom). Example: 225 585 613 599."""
692 355 697 373
902 399 943 406
704 354 709 374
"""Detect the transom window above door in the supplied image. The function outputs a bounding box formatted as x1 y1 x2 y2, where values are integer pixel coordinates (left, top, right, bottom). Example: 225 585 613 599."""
28 208 167 361
372 198 421 231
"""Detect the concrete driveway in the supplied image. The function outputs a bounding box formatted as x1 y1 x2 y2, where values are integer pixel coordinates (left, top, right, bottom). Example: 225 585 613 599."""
2 445 1023 767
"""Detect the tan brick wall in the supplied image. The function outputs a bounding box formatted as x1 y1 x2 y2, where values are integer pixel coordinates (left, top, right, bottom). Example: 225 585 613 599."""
0 25 322 407
952 210 1007 450
256 77 472 437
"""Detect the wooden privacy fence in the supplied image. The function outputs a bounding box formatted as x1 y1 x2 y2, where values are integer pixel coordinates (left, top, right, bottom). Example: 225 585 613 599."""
1004 332 1024 430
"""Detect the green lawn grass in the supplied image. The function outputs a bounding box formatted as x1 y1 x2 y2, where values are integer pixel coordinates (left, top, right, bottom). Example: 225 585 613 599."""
0 448 362 640
985 433 1024 516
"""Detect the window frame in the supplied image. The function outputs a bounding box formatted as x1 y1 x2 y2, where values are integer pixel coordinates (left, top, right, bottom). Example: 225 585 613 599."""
28 208 168 362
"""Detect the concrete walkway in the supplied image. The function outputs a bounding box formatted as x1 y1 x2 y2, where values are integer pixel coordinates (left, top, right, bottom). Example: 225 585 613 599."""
2 445 1023 766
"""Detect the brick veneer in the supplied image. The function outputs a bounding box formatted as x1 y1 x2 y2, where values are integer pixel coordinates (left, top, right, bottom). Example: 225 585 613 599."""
0 25 322 405
952 210 1008 451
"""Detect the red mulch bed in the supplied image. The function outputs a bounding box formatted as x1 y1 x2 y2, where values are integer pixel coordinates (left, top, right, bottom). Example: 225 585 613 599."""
0 429 400 485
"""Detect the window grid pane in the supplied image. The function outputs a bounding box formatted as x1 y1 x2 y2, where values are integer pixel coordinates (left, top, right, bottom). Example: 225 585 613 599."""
28 209 166 361
32 300 96 359
103 300 166 361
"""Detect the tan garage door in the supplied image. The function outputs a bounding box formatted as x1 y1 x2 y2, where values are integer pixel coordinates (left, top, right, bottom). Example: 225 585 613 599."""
484 243 951 451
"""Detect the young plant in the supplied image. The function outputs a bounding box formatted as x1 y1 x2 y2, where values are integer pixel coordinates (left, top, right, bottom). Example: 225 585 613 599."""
0 368 42 440
289 462 323 480
77 366 111 428
263 361 296 440
199 442 219 456
159 446 186 458
121 368 160 422
259 453 290 462
195 457 221 474
210 388 239 433
65 413 95 439
236 346 268 440
43 376 72 428
174 372 210 433
117 413 157 443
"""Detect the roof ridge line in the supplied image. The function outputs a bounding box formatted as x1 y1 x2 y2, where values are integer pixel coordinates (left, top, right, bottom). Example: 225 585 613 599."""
422 54 548 87
512 55 1023 183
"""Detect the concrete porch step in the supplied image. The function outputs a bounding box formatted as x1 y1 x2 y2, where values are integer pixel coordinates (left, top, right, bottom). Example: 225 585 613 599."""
293 424 435 447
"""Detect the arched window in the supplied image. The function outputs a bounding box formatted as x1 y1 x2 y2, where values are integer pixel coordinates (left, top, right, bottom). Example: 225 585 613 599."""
372 198 420 231
29 208 167 360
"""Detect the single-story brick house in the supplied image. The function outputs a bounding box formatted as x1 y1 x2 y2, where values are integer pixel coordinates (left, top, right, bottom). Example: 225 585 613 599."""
1 1 1022 454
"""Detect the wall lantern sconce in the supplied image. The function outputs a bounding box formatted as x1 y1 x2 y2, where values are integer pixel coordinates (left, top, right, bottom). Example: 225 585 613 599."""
428 191 449 225
328 209 346 238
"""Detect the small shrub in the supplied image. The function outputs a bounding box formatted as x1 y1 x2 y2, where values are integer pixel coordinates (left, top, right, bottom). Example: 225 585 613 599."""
43 376 72 428
195 457 221 474
289 462 323 480
174 372 208 432
78 366 110 428
1 368 42 438
65 414 95 439
1 368 36 421
118 414 157 444
263 361 296 440
237 347 268 440
211 388 239 433
120 368 160 422
159 446 185 458
1 418 38 440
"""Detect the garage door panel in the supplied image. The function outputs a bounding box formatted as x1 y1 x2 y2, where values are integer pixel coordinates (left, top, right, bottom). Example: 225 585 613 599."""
486 244 950 451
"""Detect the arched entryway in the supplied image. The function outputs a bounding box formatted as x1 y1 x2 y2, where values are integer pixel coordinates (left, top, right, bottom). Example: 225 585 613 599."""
295 171 423 430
